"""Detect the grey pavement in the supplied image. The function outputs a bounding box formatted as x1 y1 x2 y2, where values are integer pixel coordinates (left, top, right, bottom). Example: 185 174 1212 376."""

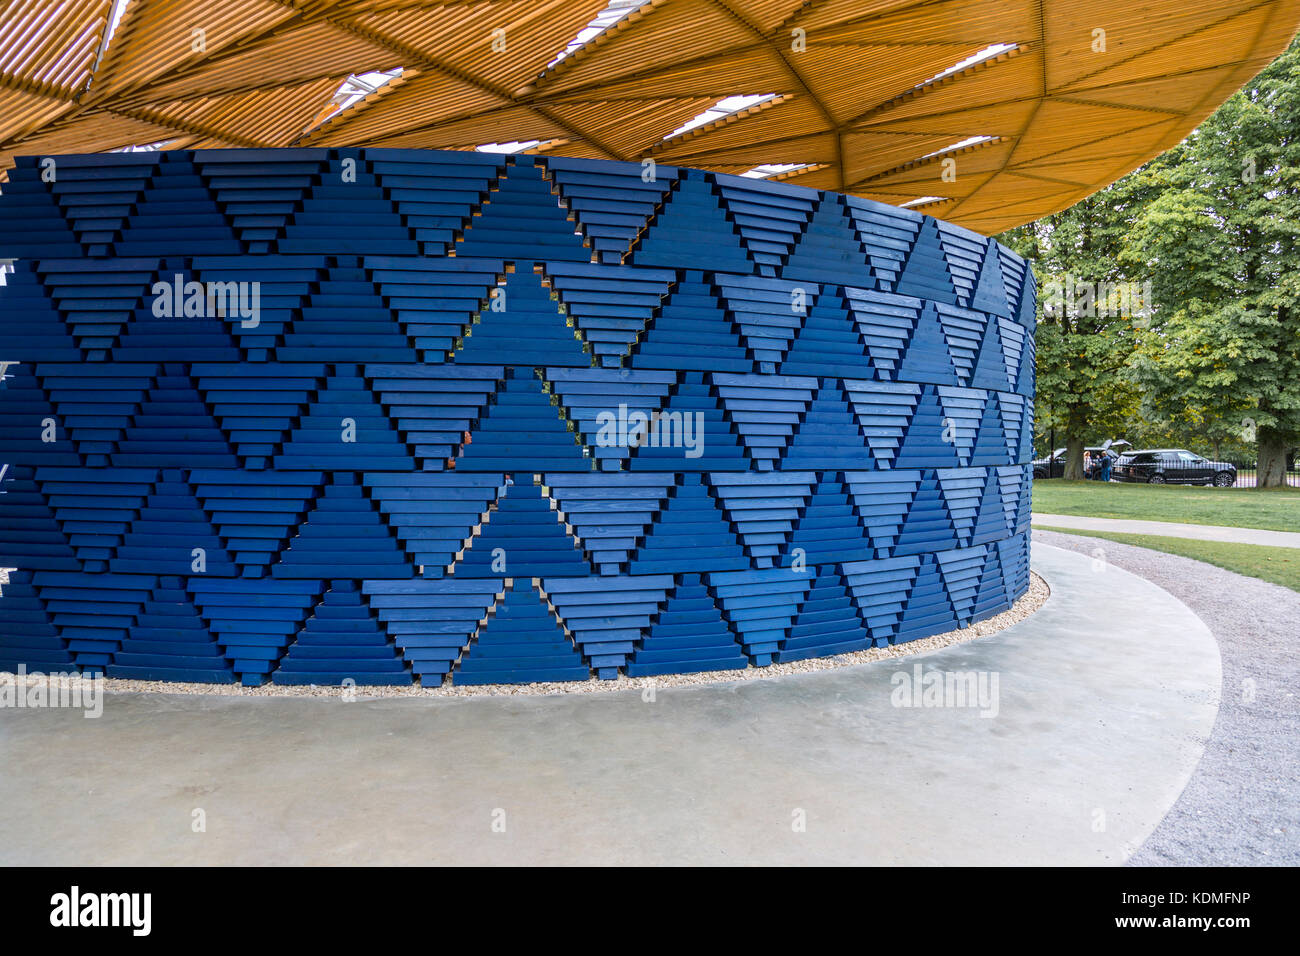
1035 528 1300 866
1032 513 1300 548
0 544 1219 865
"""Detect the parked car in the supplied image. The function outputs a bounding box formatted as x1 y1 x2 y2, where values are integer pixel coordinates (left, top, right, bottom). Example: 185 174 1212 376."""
1112 449 1237 486
1032 441 1131 479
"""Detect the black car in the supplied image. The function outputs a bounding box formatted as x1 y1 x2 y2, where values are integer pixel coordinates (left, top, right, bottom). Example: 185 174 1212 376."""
1032 444 1128 479
1112 449 1237 486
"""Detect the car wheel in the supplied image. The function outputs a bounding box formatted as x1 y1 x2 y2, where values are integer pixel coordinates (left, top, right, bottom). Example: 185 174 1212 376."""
1214 472 1235 487
1148 474 1166 484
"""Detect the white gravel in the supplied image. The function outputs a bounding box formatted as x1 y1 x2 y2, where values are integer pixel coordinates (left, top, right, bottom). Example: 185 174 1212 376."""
0 570 1048 700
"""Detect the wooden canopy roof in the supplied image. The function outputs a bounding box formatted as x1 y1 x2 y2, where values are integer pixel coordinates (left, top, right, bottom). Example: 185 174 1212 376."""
3 0 1298 234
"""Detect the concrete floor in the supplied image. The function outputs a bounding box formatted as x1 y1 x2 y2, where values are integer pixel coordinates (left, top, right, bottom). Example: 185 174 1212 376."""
0 544 1220 865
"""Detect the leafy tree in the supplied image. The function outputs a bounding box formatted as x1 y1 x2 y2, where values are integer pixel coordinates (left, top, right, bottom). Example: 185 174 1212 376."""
1000 172 1155 479
1121 38 1300 486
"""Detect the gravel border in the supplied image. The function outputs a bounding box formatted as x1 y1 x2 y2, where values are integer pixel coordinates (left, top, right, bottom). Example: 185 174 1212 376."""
1033 529 1300 865
0 571 1048 700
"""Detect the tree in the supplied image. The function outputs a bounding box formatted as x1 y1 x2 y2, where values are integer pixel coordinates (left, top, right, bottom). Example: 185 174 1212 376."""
1000 172 1156 480
1120 39 1300 486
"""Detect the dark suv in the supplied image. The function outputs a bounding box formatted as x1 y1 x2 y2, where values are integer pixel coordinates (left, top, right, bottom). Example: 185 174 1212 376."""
1112 449 1237 486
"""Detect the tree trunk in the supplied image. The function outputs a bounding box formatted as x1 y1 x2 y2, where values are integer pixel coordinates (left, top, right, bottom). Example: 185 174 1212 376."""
1257 428 1289 488
1063 437 1086 481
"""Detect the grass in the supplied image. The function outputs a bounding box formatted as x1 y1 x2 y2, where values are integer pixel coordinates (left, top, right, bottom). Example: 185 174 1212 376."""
1035 526 1300 592
1031 480 1300 533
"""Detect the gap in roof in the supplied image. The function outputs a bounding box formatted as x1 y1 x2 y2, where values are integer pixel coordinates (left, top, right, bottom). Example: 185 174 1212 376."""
549 0 647 68
922 135 998 159
319 68 402 125
87 0 132 84
476 140 543 153
922 43 1017 86
666 94 778 140
742 163 811 179
900 196 947 208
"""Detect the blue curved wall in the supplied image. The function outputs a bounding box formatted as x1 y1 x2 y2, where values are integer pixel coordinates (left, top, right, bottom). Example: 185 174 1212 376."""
0 149 1034 686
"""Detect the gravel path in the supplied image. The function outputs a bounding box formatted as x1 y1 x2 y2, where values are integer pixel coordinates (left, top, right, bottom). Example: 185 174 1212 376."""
1032 514 1300 548
1033 529 1300 865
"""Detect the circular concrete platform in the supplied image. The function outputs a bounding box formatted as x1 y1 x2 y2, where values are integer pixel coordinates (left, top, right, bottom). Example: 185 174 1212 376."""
0 543 1219 865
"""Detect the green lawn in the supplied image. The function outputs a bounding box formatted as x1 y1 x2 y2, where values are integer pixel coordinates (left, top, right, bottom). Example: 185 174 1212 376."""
1031 480 1300 533
1035 526 1300 592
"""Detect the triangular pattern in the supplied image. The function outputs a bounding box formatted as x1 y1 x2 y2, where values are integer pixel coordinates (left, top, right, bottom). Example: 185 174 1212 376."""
364 579 500 683
968 309 1011 391
273 473 410 578
715 173 814 276
936 468 985 547
894 386 962 469
455 369 590 472
711 372 815 470
893 473 959 556
847 288 918 380
190 578 321 685
935 544 987 626
546 155 676 264
896 553 958 642
112 470 236 576
934 304 984 384
451 581 591 685
453 267 591 368
897 303 961 385
116 158 239 256
781 473 870 566
116 365 239 468
845 198 922 292
711 472 813 568
935 222 987 306
970 239 1011 316
631 272 751 373
0 571 73 671
546 367 673 470
631 473 747 574
275 580 410 685
779 566 869 662
364 473 500 573
969 469 1008 547
193 470 321 575
109 576 231 683
935 386 983 465
279 258 415 362
630 171 753 275
113 260 243 362
280 155 413 256
844 470 922 554
785 380 870 471
780 287 877 380
628 372 748 472
456 477 589 578
545 473 671 574
196 152 327 253
371 149 503 256
968 393 1010 467
714 274 811 370
0 465 78 571
709 568 810 665
971 543 1010 622
457 159 589 262
626 573 746 676
782 194 876 288
276 365 414 471
844 381 921 469
893 218 956 305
